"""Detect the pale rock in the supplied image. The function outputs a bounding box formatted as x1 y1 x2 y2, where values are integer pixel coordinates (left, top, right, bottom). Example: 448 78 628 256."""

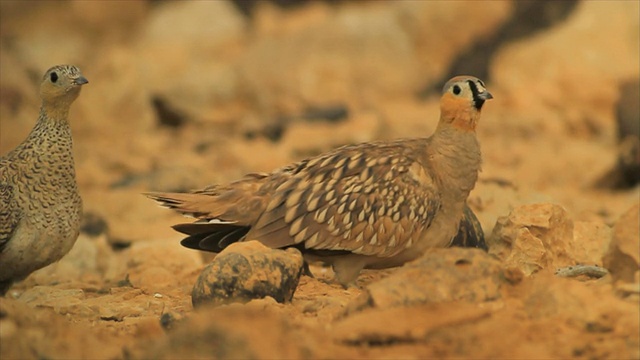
571 221 612 266
468 181 554 239
489 203 574 275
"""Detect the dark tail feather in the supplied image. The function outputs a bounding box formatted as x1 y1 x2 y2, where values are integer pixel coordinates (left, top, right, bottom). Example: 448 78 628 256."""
175 222 250 252
180 233 211 250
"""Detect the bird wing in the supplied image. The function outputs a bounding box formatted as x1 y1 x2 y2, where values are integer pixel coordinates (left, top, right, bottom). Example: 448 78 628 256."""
248 139 442 257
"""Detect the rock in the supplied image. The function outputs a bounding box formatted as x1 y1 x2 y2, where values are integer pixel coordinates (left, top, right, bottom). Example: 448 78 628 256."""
450 204 487 251
348 248 503 313
191 241 304 308
467 179 554 238
489 203 575 275
571 220 612 266
603 204 640 284
491 0 639 139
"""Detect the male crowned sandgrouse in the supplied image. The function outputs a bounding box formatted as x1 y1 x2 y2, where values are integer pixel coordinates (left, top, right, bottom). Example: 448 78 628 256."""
0 65 88 295
146 76 492 286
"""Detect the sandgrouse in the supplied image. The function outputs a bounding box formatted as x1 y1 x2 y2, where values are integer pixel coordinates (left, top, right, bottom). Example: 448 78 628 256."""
0 65 88 295
146 76 492 286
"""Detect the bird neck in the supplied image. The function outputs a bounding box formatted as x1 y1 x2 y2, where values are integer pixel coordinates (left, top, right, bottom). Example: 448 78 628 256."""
41 99 73 122
428 125 481 198
437 100 481 132
25 107 75 152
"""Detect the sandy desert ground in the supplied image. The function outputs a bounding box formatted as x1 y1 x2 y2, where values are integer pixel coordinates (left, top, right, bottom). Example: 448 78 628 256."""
0 1 639 359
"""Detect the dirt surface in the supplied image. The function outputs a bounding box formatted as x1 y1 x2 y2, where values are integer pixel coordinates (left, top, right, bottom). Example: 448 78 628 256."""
1 1 639 359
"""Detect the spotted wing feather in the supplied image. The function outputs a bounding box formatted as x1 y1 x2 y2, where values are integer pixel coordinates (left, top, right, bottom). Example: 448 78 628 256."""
248 138 441 257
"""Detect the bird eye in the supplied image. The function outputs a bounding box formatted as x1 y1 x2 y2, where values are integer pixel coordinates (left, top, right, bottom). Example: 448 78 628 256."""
452 85 461 95
50 72 58 83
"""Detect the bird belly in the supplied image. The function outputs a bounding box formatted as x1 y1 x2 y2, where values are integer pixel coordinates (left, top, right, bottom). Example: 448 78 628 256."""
0 213 80 282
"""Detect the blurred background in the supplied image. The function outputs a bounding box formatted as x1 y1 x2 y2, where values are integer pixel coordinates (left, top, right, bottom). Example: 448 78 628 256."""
1 2 639 358
0 0 638 245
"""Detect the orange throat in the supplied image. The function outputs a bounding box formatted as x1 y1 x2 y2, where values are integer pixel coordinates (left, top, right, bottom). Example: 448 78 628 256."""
439 94 480 132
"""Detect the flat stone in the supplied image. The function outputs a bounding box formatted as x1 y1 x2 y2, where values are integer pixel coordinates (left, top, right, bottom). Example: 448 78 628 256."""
349 248 503 313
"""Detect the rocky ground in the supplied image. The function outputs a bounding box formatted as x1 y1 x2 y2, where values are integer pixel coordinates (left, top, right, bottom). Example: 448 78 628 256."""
1 1 639 359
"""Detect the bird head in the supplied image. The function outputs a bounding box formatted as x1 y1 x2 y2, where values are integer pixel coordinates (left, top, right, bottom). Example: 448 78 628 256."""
40 65 88 105
438 76 492 132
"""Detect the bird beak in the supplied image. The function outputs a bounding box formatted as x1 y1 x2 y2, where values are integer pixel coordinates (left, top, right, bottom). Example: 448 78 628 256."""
478 90 493 100
74 76 89 85
477 91 493 100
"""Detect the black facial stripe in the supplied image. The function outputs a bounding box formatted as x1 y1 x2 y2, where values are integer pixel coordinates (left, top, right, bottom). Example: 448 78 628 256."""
467 80 485 110
467 80 480 99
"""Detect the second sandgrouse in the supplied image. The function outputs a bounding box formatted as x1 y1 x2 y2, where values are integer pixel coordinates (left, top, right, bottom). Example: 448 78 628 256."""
146 76 492 286
0 65 88 295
